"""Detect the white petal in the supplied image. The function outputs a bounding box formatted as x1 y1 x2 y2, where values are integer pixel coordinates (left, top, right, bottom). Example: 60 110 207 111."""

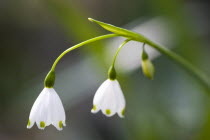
112 80 126 118
100 80 118 117
91 79 110 113
27 88 47 129
35 88 51 129
50 88 66 130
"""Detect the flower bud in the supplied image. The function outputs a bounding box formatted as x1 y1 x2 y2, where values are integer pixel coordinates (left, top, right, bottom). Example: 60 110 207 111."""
141 48 155 79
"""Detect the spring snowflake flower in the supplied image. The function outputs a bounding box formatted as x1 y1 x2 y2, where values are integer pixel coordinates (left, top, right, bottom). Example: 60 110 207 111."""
27 88 66 130
91 79 126 118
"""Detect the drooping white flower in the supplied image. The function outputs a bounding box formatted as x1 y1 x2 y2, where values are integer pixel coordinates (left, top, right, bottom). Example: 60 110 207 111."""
91 79 125 118
27 88 66 130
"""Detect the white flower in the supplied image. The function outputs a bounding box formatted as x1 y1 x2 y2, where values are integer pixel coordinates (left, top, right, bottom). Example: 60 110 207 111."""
91 79 126 118
27 88 66 131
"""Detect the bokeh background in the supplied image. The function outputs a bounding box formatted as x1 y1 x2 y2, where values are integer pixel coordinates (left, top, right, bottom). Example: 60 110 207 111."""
0 0 210 140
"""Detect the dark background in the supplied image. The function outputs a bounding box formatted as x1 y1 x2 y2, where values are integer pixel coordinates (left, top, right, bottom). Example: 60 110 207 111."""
0 0 210 139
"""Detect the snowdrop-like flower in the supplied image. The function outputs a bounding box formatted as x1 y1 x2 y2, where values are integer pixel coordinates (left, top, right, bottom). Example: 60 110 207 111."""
27 88 66 130
91 79 126 118
27 70 66 130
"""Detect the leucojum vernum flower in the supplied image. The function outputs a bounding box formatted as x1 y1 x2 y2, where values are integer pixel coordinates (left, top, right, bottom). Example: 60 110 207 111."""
26 18 209 131
91 66 126 118
27 70 66 130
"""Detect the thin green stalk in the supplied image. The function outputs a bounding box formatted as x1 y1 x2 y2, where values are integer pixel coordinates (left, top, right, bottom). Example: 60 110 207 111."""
111 39 130 67
50 17 210 91
88 18 210 91
51 34 118 71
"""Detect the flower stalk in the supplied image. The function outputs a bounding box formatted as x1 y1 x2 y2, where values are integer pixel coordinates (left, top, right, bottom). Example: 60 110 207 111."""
47 18 210 91
108 39 130 80
27 17 210 131
111 39 130 67
89 18 210 91
50 34 118 71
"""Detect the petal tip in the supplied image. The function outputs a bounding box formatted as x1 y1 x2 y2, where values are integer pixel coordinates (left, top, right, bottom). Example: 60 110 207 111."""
91 105 99 113
26 119 34 129
103 109 114 117
37 121 46 130
26 125 32 129
53 121 65 131
118 108 125 118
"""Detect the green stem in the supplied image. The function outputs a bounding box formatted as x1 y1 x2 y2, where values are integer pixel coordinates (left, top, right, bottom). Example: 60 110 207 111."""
51 34 118 71
111 39 130 67
50 24 210 91
88 18 210 91
144 39 210 91
142 43 149 60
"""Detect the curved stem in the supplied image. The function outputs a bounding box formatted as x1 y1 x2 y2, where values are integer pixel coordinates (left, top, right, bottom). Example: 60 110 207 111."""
111 39 130 67
50 24 210 91
51 34 118 71
89 18 210 91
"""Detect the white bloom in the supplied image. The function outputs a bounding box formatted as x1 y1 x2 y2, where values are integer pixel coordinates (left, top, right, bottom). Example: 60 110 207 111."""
27 88 66 131
91 79 126 118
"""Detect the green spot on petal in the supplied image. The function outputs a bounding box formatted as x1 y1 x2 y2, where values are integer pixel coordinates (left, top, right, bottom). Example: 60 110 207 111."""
59 121 63 128
40 121 45 128
121 108 125 116
106 109 111 115
27 120 31 126
92 105 97 111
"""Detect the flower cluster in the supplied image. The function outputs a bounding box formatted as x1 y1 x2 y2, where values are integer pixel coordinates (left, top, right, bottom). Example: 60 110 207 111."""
25 17 207 133
27 38 154 131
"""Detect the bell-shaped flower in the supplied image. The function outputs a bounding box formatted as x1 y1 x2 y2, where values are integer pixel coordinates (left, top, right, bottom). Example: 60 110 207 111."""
27 87 66 130
91 79 126 118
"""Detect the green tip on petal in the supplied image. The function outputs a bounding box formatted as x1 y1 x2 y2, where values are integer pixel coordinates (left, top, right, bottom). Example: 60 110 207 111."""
92 105 97 111
40 121 46 128
121 108 125 116
27 120 31 127
59 121 63 129
106 109 111 115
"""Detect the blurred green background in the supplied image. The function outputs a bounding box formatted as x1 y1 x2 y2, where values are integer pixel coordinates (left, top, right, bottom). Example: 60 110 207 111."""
0 0 210 139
